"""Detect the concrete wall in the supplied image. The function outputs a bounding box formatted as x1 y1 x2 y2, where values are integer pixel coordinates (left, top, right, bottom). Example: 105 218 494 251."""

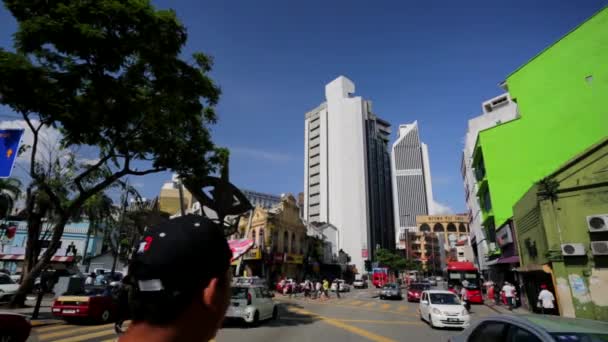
514 138 608 320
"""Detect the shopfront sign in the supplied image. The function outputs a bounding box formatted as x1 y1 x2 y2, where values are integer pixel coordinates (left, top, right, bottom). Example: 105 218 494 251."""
243 247 262 260
496 223 513 247
286 253 304 264
273 253 284 263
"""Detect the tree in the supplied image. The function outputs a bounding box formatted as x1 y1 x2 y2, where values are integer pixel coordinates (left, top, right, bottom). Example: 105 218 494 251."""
538 177 565 259
80 191 115 271
0 0 225 306
375 248 409 275
0 177 22 218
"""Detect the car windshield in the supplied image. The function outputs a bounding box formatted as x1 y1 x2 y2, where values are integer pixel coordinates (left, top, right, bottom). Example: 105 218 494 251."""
550 333 608 342
231 287 248 300
384 284 398 289
0 275 15 284
429 293 460 305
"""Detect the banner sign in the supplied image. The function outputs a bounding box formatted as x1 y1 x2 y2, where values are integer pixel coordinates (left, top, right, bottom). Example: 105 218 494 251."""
0 129 24 178
228 239 254 261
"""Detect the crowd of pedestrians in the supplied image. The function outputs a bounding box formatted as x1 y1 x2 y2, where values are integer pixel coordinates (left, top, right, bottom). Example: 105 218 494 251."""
277 278 341 301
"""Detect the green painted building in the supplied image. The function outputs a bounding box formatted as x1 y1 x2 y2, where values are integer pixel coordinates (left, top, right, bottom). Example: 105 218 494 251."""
513 137 608 321
472 7 608 248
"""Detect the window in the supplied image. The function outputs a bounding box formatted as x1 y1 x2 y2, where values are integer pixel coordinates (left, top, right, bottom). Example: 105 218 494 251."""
261 288 272 298
468 322 508 342
272 230 279 252
283 231 289 253
507 326 541 342
291 232 296 253
253 287 262 298
0 275 14 285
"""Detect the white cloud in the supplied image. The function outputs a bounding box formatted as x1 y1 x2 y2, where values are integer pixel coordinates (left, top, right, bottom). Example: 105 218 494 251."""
230 146 295 162
78 158 101 166
429 199 454 215
0 119 64 165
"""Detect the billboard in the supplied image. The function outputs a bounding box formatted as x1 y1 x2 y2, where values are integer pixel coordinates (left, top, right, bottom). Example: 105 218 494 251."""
0 129 24 178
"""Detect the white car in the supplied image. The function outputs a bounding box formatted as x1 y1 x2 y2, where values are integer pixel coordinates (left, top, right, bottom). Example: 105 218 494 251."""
419 290 470 329
225 285 278 325
330 279 350 292
0 273 19 303
353 278 367 289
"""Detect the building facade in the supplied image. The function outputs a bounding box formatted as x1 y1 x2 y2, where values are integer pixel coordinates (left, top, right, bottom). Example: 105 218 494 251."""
513 137 608 321
391 121 433 249
0 221 102 273
461 94 519 272
234 194 307 283
158 180 193 216
303 76 394 273
471 7 608 266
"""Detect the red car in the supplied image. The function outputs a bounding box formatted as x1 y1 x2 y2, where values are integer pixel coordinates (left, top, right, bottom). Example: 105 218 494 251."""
464 284 484 304
406 283 430 302
52 286 118 323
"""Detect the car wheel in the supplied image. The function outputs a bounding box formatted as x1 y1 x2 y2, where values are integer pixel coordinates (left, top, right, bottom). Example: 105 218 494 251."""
251 311 260 327
380 295 384 300
100 309 111 323
272 306 279 320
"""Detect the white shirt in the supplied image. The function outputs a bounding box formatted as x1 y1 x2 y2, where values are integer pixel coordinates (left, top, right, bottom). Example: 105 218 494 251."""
502 284 516 297
538 289 555 309
85 276 94 285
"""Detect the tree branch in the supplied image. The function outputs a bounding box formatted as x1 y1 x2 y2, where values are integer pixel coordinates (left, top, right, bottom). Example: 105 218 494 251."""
127 167 167 176
73 153 115 193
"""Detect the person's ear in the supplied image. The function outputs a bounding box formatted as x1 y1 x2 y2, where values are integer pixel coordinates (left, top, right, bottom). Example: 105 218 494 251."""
202 277 228 311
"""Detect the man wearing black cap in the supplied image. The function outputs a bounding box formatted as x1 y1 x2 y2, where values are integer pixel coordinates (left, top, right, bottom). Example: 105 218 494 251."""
119 214 233 342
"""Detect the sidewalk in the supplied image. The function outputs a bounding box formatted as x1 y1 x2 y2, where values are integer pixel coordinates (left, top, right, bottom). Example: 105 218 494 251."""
484 300 528 315
0 297 61 327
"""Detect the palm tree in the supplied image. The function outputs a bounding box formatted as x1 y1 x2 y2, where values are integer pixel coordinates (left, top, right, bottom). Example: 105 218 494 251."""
0 177 22 218
81 192 115 270
538 177 564 254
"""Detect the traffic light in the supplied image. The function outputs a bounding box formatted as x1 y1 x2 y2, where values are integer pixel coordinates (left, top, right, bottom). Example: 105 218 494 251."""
364 260 372 272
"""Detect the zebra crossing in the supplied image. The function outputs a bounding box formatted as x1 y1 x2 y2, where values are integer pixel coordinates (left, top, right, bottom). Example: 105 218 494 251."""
275 297 418 317
31 321 124 342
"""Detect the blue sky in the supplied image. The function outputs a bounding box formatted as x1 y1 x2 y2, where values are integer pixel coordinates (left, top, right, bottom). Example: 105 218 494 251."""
1 1 606 212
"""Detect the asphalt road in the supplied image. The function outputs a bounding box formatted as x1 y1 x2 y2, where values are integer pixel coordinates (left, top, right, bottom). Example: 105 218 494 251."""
30 288 500 342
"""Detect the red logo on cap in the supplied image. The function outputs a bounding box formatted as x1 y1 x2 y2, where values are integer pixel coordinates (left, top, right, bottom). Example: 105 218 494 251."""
143 236 153 251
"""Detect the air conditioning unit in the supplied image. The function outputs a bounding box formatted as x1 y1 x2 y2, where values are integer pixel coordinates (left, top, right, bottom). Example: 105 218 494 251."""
591 241 608 256
587 214 608 232
561 243 586 256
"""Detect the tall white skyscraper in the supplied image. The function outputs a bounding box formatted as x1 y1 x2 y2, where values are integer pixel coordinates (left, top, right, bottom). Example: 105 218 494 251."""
391 121 433 246
304 76 394 272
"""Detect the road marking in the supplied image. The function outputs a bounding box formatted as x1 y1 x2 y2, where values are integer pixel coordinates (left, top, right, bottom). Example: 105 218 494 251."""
381 304 391 310
397 306 408 312
52 329 117 342
339 319 423 325
363 302 375 308
350 300 364 306
34 323 67 333
282 298 418 317
289 308 396 342
38 323 115 340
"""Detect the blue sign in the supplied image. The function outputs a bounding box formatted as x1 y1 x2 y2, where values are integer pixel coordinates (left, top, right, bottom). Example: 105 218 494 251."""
0 129 24 178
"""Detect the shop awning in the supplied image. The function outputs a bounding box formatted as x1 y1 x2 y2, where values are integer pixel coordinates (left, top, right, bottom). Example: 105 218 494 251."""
496 255 520 265
0 254 74 263
515 264 550 273
228 239 254 261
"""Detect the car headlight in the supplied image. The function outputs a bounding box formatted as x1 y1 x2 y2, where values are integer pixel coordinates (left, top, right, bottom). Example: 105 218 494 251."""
431 308 441 315
461 309 469 316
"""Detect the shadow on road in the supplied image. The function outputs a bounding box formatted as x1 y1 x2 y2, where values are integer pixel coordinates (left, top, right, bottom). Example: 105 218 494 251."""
222 303 318 330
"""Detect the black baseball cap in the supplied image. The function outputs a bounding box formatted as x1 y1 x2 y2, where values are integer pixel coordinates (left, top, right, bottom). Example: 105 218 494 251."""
128 214 232 295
